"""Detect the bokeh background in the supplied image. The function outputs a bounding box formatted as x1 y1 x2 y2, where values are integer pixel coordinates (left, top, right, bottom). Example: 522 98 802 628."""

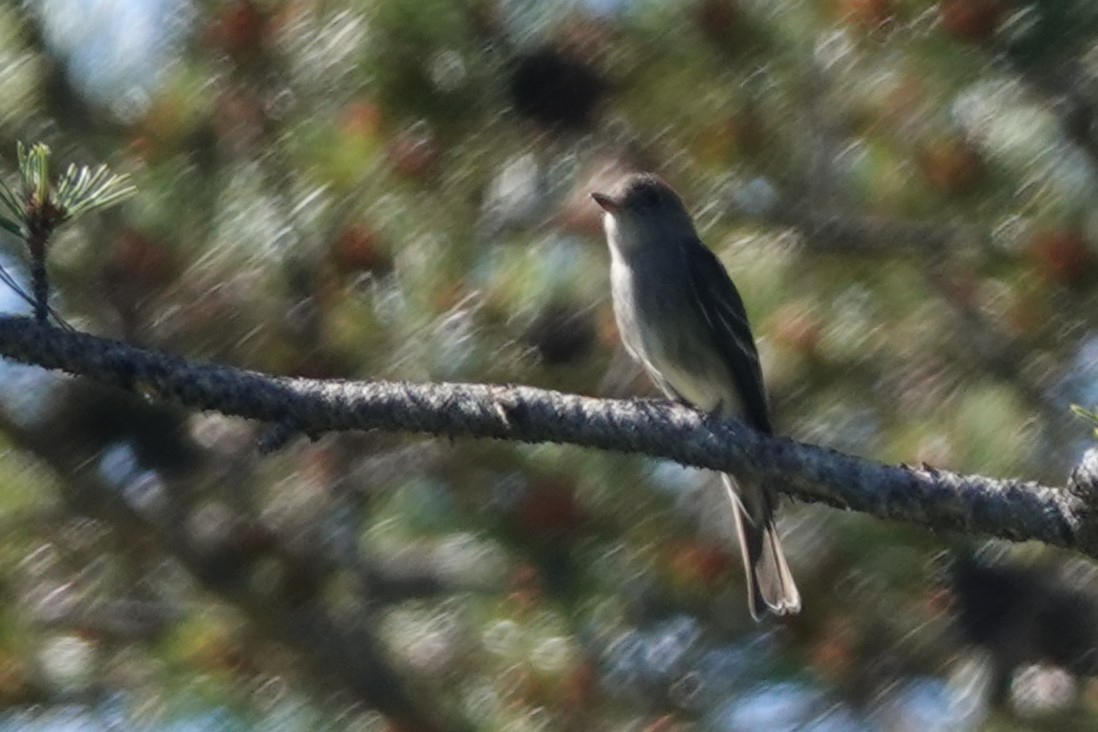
1 0 1098 729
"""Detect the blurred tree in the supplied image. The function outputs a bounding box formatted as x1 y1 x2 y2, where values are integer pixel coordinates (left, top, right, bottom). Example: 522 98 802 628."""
0 0 1097 730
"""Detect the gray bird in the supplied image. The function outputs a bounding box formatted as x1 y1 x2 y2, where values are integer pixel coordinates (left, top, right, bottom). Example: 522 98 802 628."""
592 172 800 619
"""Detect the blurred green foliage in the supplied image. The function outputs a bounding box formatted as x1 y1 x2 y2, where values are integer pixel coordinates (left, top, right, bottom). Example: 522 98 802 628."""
0 0 1097 729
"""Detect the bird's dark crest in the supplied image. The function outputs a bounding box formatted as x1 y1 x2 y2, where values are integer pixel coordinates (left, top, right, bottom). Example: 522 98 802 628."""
614 173 686 213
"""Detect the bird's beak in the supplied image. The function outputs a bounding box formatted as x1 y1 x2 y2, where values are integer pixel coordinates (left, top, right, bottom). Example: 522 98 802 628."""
591 192 619 214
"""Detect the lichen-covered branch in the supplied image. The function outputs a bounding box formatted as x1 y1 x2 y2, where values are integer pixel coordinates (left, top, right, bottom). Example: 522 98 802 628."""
0 315 1093 557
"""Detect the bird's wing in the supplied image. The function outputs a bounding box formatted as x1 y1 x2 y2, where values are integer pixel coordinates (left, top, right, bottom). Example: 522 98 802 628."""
682 240 773 434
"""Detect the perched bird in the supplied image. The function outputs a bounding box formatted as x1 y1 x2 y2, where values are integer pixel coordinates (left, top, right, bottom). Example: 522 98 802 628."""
592 173 799 619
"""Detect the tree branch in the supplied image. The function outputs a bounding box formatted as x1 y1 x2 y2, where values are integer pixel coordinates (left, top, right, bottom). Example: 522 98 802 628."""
0 315 1093 557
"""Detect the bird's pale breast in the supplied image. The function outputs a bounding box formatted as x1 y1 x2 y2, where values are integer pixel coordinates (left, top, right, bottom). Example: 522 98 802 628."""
610 246 745 418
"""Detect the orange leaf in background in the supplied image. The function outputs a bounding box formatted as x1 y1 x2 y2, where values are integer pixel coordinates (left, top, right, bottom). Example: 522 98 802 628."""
939 0 1006 44
1028 229 1094 286
918 138 984 195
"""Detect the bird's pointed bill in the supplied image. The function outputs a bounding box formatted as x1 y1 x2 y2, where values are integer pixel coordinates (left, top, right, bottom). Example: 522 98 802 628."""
591 192 620 213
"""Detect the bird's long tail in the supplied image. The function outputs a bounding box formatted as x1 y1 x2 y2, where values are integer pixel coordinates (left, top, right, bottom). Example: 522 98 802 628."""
722 474 800 620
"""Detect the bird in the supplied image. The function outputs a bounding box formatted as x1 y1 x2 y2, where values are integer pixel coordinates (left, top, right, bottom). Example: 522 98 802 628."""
591 172 800 619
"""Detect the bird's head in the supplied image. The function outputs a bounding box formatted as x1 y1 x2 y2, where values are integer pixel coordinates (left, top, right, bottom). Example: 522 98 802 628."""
591 173 696 250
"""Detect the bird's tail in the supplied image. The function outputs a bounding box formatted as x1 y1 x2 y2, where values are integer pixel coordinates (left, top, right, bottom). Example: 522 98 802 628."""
722 474 800 620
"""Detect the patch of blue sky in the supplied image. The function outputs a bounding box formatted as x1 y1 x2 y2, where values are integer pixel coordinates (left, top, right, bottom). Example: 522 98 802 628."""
28 0 194 119
0 250 68 426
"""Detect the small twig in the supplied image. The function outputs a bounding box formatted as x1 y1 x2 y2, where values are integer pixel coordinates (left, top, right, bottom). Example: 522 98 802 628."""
25 209 57 325
0 143 134 328
0 260 73 331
